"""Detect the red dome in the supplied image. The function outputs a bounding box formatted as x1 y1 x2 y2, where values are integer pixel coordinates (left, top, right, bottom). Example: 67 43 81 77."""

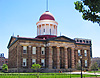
39 11 55 20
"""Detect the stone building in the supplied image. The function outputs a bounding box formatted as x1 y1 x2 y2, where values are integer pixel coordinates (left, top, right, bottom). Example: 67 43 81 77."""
7 11 92 72
0 53 8 70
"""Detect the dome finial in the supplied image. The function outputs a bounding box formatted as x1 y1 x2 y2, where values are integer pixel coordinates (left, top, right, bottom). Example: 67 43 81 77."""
46 0 49 12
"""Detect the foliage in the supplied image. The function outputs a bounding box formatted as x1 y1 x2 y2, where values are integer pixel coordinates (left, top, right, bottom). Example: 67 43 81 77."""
2 64 8 72
90 62 98 71
74 0 100 26
31 63 41 78
89 62 98 77
31 63 41 72
76 63 81 70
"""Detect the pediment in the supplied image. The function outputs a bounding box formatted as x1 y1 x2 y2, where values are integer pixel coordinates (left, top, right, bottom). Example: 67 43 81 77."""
7 36 17 48
51 36 75 42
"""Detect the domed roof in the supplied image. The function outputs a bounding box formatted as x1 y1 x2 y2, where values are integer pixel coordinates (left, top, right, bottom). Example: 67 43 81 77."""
39 11 55 21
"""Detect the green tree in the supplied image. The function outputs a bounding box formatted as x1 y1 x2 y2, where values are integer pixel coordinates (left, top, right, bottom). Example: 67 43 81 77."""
31 63 41 78
90 62 98 77
76 63 81 70
2 64 8 72
74 0 100 26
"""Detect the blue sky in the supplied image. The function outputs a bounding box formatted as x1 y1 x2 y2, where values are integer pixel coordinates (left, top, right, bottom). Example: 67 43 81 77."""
0 0 100 58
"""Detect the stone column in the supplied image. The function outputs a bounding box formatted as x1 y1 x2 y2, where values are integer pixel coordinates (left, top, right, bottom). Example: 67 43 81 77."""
88 49 91 68
37 47 41 64
71 48 75 69
64 47 68 69
48 47 52 69
57 46 60 69
28 46 32 68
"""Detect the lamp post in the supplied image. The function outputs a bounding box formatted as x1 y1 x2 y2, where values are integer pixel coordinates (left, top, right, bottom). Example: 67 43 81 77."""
69 68 71 78
80 55 82 78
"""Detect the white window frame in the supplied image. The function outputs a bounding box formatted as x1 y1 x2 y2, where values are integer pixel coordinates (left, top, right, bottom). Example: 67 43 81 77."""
23 46 27 54
78 60 81 64
23 58 27 66
32 59 36 64
41 59 45 66
85 60 87 67
32 47 36 54
41 47 45 55
78 50 80 56
84 50 87 56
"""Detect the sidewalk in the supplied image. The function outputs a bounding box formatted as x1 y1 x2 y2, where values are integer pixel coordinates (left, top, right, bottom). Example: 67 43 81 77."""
64 72 100 78
65 72 100 75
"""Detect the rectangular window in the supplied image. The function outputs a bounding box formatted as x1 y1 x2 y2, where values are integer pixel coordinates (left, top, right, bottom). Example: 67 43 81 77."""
84 50 87 56
85 60 87 67
78 60 81 64
23 58 27 66
32 59 36 64
32 47 36 54
78 50 80 56
43 29 45 35
50 29 51 35
41 59 45 66
41 47 45 55
23 46 27 54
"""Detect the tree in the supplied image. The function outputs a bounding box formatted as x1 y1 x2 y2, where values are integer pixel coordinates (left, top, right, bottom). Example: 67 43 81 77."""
89 62 98 77
31 63 41 78
76 63 81 70
2 64 8 72
74 0 100 26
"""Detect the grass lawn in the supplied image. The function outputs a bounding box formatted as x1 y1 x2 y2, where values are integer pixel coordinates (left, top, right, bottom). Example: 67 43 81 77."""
0 73 100 78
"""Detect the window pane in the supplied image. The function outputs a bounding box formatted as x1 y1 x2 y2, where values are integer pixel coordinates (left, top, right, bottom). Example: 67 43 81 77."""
32 59 36 64
78 50 80 56
23 46 27 53
23 58 26 66
32 47 36 54
41 47 45 55
84 50 87 56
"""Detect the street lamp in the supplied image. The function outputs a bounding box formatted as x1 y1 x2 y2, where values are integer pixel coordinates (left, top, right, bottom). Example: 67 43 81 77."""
69 68 71 78
80 55 82 78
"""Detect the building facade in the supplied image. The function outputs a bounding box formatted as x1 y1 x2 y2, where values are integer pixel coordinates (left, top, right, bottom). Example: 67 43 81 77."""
0 53 8 70
7 11 92 72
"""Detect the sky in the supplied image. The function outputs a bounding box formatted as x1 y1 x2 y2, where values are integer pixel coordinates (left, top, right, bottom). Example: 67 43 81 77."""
0 0 100 58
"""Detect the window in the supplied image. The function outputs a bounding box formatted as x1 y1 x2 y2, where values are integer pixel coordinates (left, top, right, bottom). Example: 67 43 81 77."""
78 60 81 64
50 29 51 35
78 50 81 56
32 47 36 54
84 50 87 56
89 41 91 44
86 41 88 43
5 61 8 63
23 46 27 54
32 59 36 64
83 40 85 43
85 60 87 67
77 40 79 42
43 29 45 35
80 40 82 42
23 58 27 66
41 47 45 55
41 59 45 66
